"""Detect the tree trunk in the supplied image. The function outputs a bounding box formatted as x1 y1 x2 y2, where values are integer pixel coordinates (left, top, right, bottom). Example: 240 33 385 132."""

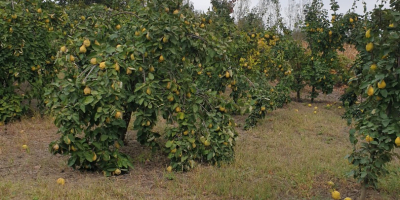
360 183 367 200
311 86 315 103
119 111 132 144
296 89 301 102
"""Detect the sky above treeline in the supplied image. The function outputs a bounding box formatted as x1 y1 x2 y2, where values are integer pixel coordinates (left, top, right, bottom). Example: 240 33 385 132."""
190 0 387 15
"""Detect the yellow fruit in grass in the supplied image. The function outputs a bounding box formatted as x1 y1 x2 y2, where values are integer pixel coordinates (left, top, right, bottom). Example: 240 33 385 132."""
53 144 59 150
22 145 28 150
331 190 341 200
327 181 334 186
56 178 65 185
344 197 352 200
114 169 121 175
167 166 172 172
395 137 400 146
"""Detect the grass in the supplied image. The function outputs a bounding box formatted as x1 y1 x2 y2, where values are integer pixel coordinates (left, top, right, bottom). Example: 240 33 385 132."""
1 100 399 200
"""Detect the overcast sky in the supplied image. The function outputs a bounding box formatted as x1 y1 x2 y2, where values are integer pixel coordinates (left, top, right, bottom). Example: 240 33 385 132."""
190 0 385 15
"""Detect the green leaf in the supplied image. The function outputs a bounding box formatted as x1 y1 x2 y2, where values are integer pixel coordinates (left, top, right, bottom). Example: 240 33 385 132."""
207 152 214 160
84 152 93 162
68 156 77 167
83 96 94 105
148 73 154 80
165 140 173 148
100 135 108 141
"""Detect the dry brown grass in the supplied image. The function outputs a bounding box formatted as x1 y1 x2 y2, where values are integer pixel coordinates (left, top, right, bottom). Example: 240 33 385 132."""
1 97 399 199
338 44 358 61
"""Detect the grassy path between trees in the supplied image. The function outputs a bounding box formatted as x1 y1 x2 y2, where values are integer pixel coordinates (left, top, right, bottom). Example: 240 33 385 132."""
1 101 399 200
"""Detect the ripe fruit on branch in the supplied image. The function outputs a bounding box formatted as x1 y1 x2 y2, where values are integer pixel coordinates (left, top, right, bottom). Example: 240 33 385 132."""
159 55 164 62
90 58 97 65
79 45 87 53
115 111 122 119
366 135 373 142
366 43 373 52
225 71 230 78
99 62 106 70
114 63 120 71
146 88 152 95
84 86 91 95
367 85 374 96
83 39 90 47
377 80 386 89
366 29 371 38
370 64 377 71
